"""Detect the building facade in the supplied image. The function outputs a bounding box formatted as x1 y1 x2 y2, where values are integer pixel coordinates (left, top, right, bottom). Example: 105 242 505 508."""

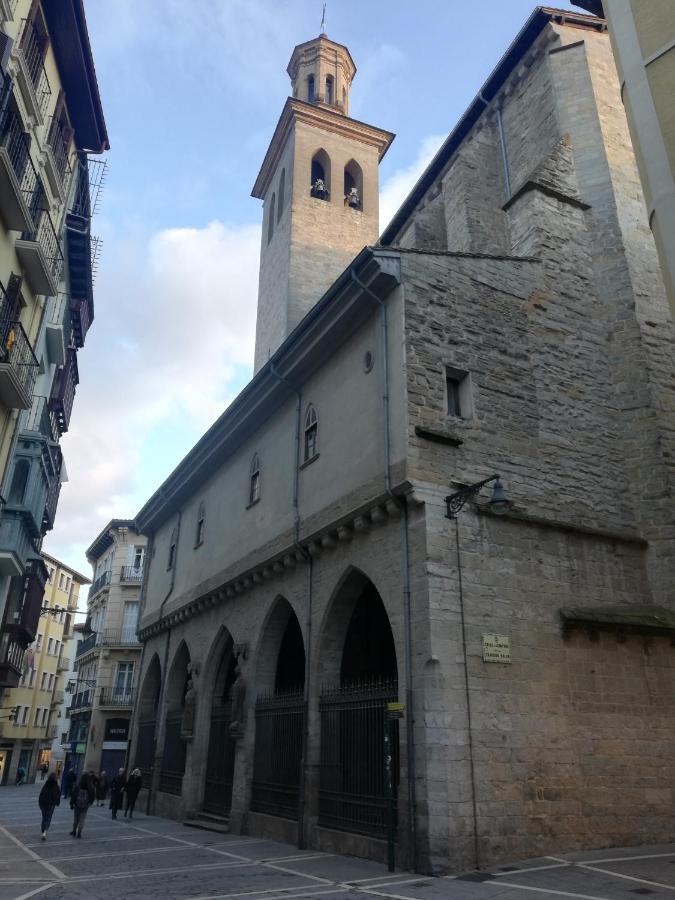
573 0 675 317
49 621 83 774
69 520 145 776
131 7 675 875
0 551 86 784
0 0 108 698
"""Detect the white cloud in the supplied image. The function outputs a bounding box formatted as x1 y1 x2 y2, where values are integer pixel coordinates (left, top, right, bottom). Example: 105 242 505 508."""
379 134 446 231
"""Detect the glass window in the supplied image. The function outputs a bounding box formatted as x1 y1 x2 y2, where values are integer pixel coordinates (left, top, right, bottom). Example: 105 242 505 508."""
195 502 205 547
249 454 260 505
303 405 318 462
114 662 134 699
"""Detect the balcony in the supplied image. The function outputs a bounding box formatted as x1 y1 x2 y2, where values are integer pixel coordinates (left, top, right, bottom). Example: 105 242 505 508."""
70 690 93 711
120 566 144 584
12 19 52 125
47 725 58 739
42 466 62 534
0 316 39 410
0 629 25 689
100 626 140 647
48 348 78 435
0 104 39 231
99 687 135 708
44 293 70 367
17 557 48 643
0 510 37 576
51 689 64 706
57 655 70 672
70 296 92 349
88 569 110 599
75 631 96 659
44 115 72 202
15 208 64 297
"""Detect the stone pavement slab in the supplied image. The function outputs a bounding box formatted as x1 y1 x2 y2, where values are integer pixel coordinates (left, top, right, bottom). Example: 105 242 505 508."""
4 783 675 899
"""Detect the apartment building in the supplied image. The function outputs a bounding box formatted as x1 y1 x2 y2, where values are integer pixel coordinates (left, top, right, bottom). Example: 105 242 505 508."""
49 621 82 774
0 0 108 697
0 552 87 784
70 521 145 775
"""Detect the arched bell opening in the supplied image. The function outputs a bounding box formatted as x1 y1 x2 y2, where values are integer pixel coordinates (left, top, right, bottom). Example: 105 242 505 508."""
343 159 363 211
159 642 191 796
251 598 306 820
202 628 238 817
317 568 400 838
310 149 331 201
134 654 161 781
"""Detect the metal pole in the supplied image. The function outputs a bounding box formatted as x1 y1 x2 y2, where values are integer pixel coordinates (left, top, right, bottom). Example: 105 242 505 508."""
384 715 395 872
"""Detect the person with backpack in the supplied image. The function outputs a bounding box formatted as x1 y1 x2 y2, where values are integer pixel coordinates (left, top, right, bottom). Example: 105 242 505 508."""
69 772 95 838
124 769 143 819
38 773 61 840
109 768 126 820
15 765 26 786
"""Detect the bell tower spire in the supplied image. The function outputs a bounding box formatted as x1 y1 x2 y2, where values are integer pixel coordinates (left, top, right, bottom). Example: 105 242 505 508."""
251 34 394 373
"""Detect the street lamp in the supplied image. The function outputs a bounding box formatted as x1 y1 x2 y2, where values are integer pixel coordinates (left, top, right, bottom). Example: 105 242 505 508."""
445 474 509 519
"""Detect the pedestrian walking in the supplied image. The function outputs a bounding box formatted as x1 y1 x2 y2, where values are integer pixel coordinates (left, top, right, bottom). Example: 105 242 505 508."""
40 763 48 781
69 772 95 838
124 769 143 819
96 770 109 806
62 768 76 799
109 768 126 820
15 766 26 786
38 773 61 840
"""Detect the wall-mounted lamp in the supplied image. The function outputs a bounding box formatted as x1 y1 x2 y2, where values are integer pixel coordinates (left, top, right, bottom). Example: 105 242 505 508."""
445 474 509 519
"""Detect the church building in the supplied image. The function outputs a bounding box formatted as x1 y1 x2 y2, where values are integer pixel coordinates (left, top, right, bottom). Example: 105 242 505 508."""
132 6 675 874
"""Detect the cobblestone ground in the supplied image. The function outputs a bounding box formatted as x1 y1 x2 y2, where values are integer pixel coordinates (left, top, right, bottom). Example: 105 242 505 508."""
3 784 675 899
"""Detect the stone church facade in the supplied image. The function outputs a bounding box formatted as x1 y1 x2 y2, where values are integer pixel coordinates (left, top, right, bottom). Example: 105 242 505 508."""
131 7 675 874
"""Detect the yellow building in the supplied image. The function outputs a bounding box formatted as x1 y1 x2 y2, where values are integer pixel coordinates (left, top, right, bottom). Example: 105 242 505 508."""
573 0 675 315
0 552 88 784
0 0 108 692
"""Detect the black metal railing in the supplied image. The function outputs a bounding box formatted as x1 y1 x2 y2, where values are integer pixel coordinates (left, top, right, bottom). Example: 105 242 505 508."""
70 689 93 710
319 678 399 838
46 115 72 183
0 318 39 401
203 701 236 817
88 569 110 598
135 718 156 782
22 208 64 285
75 632 96 658
251 689 304 820
99 686 135 707
18 19 52 117
159 711 186 795
120 565 144 583
0 105 39 212
99 626 139 646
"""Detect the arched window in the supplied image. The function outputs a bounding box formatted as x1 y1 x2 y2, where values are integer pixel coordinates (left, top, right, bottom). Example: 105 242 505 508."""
267 193 276 243
277 169 285 223
325 75 334 105
303 405 318 462
195 501 205 548
8 458 30 505
249 453 261 504
310 149 331 201
344 159 363 210
307 74 315 103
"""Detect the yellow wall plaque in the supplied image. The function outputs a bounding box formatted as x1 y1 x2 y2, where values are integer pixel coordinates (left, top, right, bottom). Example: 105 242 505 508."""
482 634 511 663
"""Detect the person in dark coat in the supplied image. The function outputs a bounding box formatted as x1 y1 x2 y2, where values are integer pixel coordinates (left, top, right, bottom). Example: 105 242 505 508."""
62 768 76 798
69 772 95 838
96 770 109 806
109 768 126 819
124 769 143 819
38 772 61 840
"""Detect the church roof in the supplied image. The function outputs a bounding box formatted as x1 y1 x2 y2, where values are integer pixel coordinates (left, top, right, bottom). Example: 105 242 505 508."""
287 34 356 81
379 5 606 246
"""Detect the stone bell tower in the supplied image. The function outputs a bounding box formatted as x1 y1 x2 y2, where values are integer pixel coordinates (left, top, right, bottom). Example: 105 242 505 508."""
252 34 394 372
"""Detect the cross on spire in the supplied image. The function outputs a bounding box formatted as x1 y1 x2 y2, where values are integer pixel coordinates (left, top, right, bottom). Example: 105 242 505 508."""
320 3 326 34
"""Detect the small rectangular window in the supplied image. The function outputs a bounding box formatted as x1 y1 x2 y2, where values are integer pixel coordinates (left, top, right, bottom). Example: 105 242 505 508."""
445 367 472 419
21 706 29 724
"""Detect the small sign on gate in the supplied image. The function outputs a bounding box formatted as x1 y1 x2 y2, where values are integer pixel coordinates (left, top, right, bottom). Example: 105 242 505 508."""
386 702 405 719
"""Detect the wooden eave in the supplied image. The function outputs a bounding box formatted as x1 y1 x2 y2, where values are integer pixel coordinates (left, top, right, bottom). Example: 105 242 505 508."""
252 98 395 200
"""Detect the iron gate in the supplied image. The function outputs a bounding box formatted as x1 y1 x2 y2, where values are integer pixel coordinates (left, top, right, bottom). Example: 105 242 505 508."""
251 690 304 820
203 702 236 816
319 678 399 837
159 710 186 795
135 718 156 782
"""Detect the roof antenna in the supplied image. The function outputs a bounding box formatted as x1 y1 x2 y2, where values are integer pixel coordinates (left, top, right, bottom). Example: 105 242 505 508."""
320 2 326 34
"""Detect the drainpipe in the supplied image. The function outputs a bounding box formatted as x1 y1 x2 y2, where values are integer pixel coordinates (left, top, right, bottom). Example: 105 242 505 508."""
350 268 418 872
478 91 511 203
269 363 312 850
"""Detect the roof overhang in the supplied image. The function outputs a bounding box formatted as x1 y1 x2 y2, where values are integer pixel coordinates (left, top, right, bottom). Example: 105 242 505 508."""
252 98 394 199
42 0 109 152
136 247 401 533
380 5 606 245
86 519 136 560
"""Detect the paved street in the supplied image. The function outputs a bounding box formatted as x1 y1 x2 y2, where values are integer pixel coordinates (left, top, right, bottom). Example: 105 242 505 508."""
3 785 675 900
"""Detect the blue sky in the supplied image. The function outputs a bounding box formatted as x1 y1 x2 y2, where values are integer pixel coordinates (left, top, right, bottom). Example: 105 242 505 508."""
43 0 577 579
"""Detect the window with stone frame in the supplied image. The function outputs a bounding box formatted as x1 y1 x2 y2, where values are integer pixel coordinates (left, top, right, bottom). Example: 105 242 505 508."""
249 453 261 505
167 525 178 570
303 404 318 462
445 366 472 419
195 501 205 547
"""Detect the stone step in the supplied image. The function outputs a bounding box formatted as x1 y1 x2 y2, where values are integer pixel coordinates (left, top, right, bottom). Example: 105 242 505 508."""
183 813 230 834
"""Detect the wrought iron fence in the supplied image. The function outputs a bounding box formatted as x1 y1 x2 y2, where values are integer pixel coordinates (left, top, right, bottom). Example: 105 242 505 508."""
203 701 236 816
18 19 52 117
87 569 110 598
120 565 144 583
0 318 39 401
159 711 186 796
99 686 135 707
135 718 156 782
22 208 64 285
251 689 304 820
319 678 399 838
0 105 39 211
46 115 72 182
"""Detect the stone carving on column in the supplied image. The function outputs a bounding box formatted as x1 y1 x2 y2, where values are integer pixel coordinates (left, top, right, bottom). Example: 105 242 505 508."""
181 662 199 741
229 656 247 740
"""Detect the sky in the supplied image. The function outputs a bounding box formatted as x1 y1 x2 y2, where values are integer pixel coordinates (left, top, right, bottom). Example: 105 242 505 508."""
42 0 577 579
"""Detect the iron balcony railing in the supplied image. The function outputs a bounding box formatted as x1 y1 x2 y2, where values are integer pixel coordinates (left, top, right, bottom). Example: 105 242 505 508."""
87 569 110 598
99 626 139 646
0 318 39 407
0 629 25 687
46 115 72 183
16 557 49 644
49 348 78 435
99 686 136 707
75 631 96 658
70 690 93 710
21 209 64 286
18 19 52 117
120 566 144 583
0 104 39 213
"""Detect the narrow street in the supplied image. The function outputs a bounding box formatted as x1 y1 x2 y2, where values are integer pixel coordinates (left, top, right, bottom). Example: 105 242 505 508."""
2 784 675 899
